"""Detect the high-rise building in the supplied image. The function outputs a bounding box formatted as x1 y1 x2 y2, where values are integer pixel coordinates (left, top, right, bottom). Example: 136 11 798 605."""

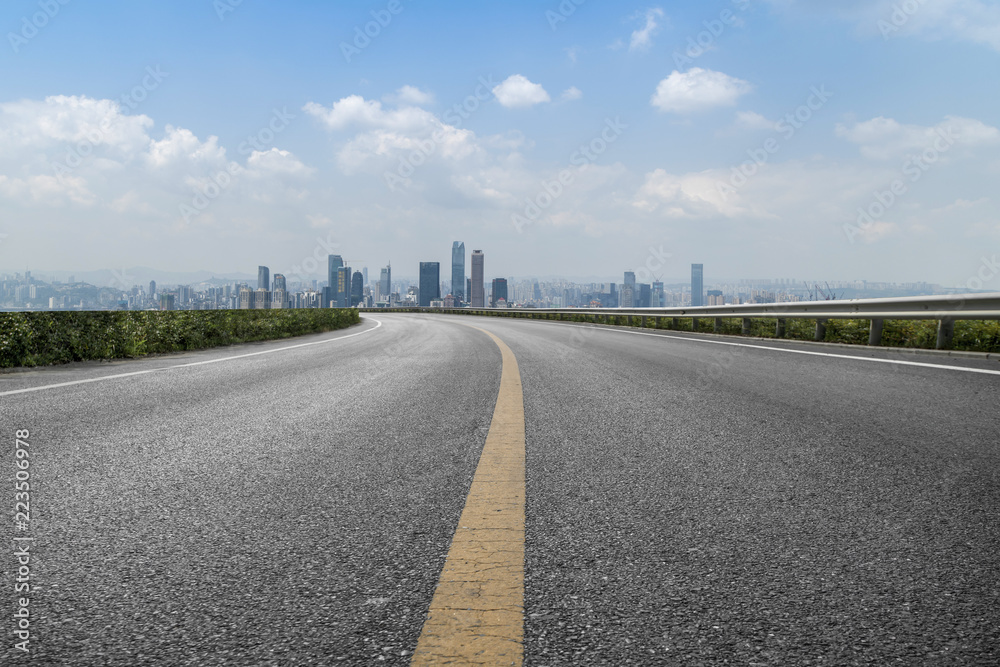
329 255 344 302
362 267 368 287
620 285 634 308
452 241 465 303
273 274 286 292
419 262 440 307
624 271 636 291
258 266 270 291
351 271 363 306
691 264 704 307
379 264 391 299
652 281 664 308
491 278 508 307
337 266 352 307
254 288 271 309
471 250 485 307
639 283 651 308
148 280 156 298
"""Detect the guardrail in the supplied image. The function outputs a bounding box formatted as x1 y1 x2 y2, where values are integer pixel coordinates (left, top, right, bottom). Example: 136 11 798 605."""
362 292 1000 350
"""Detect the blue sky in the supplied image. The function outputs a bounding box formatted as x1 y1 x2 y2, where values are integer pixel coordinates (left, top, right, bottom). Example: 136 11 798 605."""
1 0 998 286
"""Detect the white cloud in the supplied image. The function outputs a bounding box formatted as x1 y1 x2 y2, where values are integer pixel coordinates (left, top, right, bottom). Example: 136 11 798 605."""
247 148 314 176
836 116 1000 160
303 96 437 132
561 87 583 102
146 126 228 168
492 75 551 109
384 85 434 107
0 96 153 154
630 8 666 52
651 68 752 114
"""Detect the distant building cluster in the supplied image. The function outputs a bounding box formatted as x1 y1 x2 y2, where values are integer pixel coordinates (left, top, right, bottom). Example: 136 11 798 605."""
0 251 950 313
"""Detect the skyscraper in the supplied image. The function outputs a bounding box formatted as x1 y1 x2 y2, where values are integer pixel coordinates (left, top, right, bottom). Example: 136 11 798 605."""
419 262 440 307
452 241 465 303
272 274 286 292
351 271 363 306
471 250 484 307
491 278 508 307
639 283 651 308
379 264 391 301
328 255 344 302
258 266 270 291
691 263 704 307
620 285 634 308
624 271 636 291
337 266 351 308
148 280 156 297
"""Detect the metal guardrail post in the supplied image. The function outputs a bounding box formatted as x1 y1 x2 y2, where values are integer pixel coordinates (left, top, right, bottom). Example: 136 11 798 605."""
671 317 679 329
692 318 700 332
869 319 884 346
936 319 955 349
714 317 723 333
776 319 786 338
641 316 647 328
742 318 751 335
815 319 827 341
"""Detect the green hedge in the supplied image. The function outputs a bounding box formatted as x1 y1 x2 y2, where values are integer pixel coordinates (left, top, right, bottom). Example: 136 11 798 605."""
0 309 361 368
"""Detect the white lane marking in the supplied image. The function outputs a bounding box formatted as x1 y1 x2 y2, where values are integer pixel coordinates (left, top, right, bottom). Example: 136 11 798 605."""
0 318 383 398
491 318 1000 377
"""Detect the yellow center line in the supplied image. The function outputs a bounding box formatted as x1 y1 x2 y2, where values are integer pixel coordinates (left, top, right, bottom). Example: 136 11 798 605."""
411 326 526 666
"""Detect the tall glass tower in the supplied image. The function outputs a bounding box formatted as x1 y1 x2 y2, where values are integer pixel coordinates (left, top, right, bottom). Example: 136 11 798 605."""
691 264 704 307
329 255 344 305
379 264 391 301
451 241 465 303
471 250 485 307
258 266 270 291
419 262 440 307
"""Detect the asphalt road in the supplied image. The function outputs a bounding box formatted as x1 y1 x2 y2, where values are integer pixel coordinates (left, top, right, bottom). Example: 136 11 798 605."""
2 313 998 665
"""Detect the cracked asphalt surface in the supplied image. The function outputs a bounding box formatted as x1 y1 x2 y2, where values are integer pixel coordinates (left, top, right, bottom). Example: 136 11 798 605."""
2 313 998 665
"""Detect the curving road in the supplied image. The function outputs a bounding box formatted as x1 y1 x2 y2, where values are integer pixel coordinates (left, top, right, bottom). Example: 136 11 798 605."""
2 313 999 665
